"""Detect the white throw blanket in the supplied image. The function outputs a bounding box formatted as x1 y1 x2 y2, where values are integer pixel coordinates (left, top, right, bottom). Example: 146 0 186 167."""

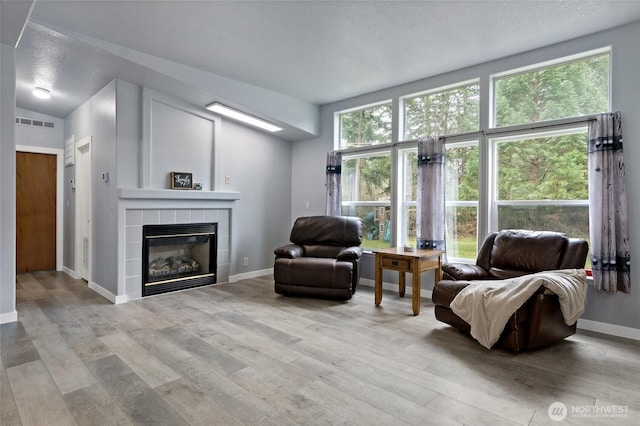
449 269 588 349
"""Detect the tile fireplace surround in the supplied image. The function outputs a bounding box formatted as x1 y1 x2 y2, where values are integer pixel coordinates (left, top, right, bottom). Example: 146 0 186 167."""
117 188 240 302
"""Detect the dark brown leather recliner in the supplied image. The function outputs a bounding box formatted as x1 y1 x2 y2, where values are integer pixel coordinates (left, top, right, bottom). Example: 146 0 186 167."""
274 216 364 300
432 230 589 351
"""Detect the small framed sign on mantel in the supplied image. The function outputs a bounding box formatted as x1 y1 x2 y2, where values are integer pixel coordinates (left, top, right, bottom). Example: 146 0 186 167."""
170 171 193 189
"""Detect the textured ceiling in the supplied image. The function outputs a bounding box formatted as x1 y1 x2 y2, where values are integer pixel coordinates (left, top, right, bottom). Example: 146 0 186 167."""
9 0 640 136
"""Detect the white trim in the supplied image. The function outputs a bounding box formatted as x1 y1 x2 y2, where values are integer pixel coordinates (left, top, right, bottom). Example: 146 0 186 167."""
400 78 480 104
118 188 240 200
0 310 18 324
230 268 273 283
577 319 640 342
88 280 128 304
335 98 393 116
16 145 64 271
490 47 611 80
63 266 79 279
75 137 92 282
141 88 223 190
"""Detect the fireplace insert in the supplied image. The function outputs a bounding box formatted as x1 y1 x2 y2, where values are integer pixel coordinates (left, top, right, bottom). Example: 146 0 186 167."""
142 223 217 296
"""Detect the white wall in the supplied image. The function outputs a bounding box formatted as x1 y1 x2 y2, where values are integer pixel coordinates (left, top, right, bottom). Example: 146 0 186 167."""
62 78 293 300
15 107 64 149
64 80 119 295
149 100 215 191
0 43 17 322
115 80 141 189
292 21 640 333
218 117 293 274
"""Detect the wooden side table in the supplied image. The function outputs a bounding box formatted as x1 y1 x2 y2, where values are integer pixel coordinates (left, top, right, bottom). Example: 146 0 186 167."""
374 247 444 315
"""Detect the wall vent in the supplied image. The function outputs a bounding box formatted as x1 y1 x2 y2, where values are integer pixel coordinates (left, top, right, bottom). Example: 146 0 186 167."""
16 117 55 129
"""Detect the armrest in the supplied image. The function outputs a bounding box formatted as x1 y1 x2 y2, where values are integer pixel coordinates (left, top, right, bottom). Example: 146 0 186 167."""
442 262 490 280
337 246 363 260
274 244 304 258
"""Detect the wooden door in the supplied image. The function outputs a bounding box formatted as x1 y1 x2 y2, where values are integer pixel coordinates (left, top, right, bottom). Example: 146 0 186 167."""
16 152 57 272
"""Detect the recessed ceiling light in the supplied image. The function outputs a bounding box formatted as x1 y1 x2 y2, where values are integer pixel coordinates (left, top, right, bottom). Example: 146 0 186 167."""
205 102 283 133
33 87 51 100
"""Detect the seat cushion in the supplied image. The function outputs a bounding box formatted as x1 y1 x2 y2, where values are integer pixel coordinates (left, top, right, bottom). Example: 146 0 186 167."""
274 258 353 289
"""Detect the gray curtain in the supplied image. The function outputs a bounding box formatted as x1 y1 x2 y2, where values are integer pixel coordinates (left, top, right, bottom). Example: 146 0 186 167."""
588 112 630 293
416 136 446 253
325 151 342 216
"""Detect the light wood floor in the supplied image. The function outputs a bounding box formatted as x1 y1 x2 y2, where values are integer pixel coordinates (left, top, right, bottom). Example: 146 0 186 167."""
1 272 639 425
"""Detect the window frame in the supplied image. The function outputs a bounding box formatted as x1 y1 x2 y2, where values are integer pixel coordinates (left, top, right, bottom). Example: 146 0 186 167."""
490 47 611 129
340 146 394 250
335 99 393 150
332 48 610 263
400 78 480 141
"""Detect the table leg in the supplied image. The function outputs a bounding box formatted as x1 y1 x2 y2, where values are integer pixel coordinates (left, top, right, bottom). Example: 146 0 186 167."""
434 254 442 284
375 254 382 306
412 264 420 316
398 272 406 297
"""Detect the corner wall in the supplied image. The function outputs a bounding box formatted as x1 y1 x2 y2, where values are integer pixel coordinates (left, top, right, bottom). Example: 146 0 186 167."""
63 80 119 295
63 79 294 301
0 43 17 322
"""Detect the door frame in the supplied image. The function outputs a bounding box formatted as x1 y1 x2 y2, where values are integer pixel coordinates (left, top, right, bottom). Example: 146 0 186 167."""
75 137 92 281
15 145 64 271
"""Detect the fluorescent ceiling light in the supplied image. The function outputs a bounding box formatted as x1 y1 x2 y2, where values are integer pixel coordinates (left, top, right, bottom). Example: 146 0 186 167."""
205 102 283 132
32 87 51 100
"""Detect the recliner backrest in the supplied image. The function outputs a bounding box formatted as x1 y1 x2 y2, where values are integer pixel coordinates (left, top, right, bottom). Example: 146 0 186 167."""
490 230 568 272
290 216 363 249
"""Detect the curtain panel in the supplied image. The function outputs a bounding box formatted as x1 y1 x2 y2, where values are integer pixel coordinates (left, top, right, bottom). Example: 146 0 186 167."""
588 111 631 293
416 137 446 254
325 151 342 216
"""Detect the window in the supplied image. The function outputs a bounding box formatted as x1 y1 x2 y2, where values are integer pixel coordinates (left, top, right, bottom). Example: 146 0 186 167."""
338 102 392 149
403 81 479 140
341 151 392 249
334 49 609 263
398 148 417 247
494 52 609 127
490 128 590 266
445 141 479 260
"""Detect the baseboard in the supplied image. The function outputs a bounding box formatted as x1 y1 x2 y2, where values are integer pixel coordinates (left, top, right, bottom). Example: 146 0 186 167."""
359 278 434 299
577 319 640 341
88 281 128 304
0 310 18 324
63 266 79 279
230 268 273 283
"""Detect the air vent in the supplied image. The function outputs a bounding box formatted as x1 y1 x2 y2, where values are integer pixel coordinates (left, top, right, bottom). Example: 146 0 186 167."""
16 117 55 129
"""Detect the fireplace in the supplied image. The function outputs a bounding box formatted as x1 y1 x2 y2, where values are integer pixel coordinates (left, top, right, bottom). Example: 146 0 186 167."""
142 223 217 296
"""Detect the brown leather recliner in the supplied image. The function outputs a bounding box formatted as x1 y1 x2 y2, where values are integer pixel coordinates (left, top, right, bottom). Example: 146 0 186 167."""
274 216 364 300
432 230 589 351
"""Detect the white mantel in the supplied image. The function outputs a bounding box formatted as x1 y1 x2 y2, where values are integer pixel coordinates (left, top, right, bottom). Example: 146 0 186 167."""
112 187 240 304
118 188 240 201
